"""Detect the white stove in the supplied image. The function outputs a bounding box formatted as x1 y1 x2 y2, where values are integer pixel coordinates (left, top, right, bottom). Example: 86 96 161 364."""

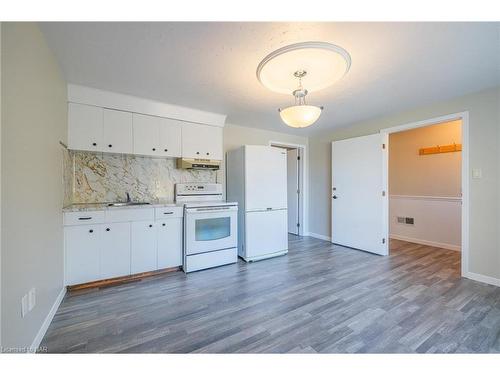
175 183 238 273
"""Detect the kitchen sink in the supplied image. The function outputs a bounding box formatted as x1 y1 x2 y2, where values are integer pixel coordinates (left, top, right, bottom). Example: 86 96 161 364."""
107 202 151 207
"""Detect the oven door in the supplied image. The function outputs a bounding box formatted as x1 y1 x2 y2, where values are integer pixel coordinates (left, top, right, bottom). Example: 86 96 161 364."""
185 205 238 255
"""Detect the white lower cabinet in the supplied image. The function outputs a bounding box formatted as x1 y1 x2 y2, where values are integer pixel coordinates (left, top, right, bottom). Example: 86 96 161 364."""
157 218 183 269
64 207 183 286
65 224 101 285
131 221 158 274
100 222 131 279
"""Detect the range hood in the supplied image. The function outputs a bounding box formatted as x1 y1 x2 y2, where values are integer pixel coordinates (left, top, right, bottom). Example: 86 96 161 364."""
177 158 221 170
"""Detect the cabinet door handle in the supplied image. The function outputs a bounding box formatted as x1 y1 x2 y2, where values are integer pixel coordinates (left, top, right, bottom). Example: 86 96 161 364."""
206 152 209 155
78 217 92 220
196 151 200 155
106 228 110 232
163 212 174 215
92 142 97 146
149 224 153 228
162 223 166 227
152 148 156 151
89 229 94 233
164 148 168 152
108 144 112 148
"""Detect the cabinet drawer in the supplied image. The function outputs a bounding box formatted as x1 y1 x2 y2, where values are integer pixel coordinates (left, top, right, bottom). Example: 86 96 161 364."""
105 207 154 223
64 210 105 226
155 206 183 219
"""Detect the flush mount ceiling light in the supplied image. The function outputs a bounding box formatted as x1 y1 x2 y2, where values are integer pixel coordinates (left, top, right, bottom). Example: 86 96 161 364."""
256 41 351 128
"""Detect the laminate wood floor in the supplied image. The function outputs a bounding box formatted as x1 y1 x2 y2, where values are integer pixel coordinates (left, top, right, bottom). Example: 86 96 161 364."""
41 236 500 353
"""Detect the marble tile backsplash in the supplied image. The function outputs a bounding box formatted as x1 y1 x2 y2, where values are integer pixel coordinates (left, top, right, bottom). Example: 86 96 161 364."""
63 150 216 205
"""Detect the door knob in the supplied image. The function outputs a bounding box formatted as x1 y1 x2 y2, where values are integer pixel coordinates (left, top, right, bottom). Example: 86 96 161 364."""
332 195 338 199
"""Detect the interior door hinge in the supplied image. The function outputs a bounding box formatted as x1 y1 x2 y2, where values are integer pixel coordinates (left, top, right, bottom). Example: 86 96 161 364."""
382 238 386 244
297 156 301 160
297 223 300 227
382 143 386 149
297 189 300 194
382 190 386 197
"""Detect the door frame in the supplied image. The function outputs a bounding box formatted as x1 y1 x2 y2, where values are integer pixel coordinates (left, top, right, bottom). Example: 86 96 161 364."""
269 141 308 236
380 111 469 277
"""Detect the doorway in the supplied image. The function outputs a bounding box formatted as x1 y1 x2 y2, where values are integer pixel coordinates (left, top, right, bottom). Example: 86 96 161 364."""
387 120 462 256
269 141 307 237
330 112 469 277
382 112 469 277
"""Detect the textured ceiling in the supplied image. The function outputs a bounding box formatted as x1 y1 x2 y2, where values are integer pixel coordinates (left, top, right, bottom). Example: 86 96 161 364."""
40 22 500 136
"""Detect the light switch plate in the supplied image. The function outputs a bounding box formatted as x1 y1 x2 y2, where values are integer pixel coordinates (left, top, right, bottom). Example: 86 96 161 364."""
28 288 36 311
472 168 482 179
21 294 28 317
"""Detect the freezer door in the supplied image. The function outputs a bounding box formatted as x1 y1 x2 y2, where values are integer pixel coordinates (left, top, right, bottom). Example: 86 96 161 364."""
245 146 287 211
245 209 288 259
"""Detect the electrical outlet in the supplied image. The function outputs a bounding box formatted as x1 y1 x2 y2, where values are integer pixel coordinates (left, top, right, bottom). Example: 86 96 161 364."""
21 294 28 318
397 216 405 224
28 288 36 311
405 217 415 225
472 168 482 179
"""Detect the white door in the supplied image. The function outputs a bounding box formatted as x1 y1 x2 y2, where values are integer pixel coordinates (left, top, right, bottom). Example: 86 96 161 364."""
100 222 131 279
159 118 182 157
245 146 287 211
287 149 299 235
245 209 288 259
157 218 183 269
133 113 160 156
103 109 133 154
68 103 103 152
131 221 157 274
331 133 386 255
64 225 100 285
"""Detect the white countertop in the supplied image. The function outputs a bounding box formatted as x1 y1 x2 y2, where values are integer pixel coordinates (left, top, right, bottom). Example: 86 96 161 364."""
62 201 184 213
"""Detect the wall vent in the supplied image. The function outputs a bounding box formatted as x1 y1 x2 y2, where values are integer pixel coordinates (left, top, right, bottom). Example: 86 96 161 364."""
397 216 415 225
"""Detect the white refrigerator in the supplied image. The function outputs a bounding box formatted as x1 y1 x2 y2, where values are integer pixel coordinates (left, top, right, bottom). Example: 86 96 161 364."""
226 145 288 262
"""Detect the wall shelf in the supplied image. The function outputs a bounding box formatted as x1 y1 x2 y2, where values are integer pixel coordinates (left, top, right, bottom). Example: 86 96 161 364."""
419 143 462 155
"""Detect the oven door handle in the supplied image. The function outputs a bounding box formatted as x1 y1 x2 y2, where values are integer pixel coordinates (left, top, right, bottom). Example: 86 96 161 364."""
186 206 238 213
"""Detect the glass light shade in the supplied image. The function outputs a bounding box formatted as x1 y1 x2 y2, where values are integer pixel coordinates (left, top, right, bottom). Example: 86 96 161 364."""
257 42 351 95
279 105 322 128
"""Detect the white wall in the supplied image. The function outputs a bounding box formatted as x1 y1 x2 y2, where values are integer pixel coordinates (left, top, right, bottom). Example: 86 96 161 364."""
390 196 461 251
308 86 500 281
1 23 67 349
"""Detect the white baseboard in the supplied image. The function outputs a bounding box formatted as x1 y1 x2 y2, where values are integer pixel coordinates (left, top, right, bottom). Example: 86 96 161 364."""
306 232 332 242
390 234 461 251
464 271 500 287
30 287 66 352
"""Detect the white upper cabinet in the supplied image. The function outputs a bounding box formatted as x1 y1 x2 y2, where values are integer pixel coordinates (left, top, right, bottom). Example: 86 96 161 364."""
181 123 223 160
68 101 223 159
133 114 182 157
133 113 159 156
103 109 133 154
68 103 103 152
159 118 182 157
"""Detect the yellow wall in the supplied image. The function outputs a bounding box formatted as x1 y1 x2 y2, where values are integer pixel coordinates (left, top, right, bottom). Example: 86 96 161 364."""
389 120 462 197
